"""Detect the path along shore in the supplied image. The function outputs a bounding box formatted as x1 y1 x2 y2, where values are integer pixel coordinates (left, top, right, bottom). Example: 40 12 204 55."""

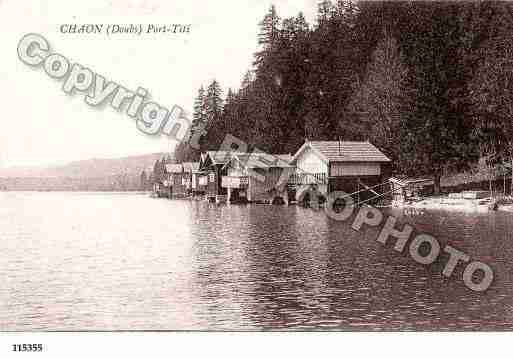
393 193 513 213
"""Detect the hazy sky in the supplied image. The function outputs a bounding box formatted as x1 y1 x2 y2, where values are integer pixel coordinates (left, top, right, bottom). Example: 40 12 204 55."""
0 0 317 168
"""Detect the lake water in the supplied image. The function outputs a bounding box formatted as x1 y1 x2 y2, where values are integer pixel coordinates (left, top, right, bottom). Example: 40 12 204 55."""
1 192 512 331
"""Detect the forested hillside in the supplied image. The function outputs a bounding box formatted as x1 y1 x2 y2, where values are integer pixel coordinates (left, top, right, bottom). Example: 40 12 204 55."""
174 0 513 193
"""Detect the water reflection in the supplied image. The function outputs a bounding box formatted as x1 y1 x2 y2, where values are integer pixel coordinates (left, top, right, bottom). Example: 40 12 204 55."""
0 193 513 330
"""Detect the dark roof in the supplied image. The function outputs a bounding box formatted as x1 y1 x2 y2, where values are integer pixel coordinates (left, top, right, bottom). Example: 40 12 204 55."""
296 141 391 163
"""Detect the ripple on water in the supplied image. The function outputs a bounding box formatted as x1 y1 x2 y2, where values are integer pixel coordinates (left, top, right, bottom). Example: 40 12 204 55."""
0 193 513 330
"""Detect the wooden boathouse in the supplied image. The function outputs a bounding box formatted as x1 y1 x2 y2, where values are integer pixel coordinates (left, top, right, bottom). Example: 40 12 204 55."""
165 163 185 198
221 153 294 204
194 170 208 196
182 162 200 195
291 140 391 204
198 151 244 202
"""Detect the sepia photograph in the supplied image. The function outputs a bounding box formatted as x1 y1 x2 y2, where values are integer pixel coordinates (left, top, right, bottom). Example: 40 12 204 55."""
1 0 513 356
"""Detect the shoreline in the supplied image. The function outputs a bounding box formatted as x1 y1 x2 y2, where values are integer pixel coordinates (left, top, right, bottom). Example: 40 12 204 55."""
393 195 513 213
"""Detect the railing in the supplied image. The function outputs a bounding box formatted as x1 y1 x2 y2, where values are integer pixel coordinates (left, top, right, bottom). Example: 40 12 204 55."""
222 176 249 189
289 173 328 185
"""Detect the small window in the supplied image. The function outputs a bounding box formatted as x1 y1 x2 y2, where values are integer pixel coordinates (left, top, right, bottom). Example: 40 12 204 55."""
209 173 215 183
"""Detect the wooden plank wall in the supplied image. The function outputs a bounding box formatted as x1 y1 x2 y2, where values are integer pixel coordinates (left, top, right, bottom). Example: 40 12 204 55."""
296 148 328 175
248 167 288 202
330 162 381 177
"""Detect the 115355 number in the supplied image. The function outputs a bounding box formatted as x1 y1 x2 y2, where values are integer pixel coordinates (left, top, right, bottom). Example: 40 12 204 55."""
12 344 43 352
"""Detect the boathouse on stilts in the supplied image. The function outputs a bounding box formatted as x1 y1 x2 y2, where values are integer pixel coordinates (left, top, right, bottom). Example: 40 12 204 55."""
290 140 392 206
198 151 245 203
221 153 294 204
182 162 200 196
165 163 185 198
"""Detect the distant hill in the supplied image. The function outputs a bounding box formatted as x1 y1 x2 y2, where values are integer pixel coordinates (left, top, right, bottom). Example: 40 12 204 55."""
0 153 166 179
0 153 168 191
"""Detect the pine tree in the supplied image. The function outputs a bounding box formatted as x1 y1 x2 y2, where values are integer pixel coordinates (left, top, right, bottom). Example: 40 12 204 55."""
282 17 297 40
334 0 358 27
153 159 160 183
206 79 223 125
317 0 334 26
401 2 476 194
202 79 225 149
223 88 236 135
182 86 208 153
294 12 310 34
225 88 236 104
469 2 513 192
241 70 254 90
140 170 147 190
192 86 207 128
254 5 282 67
258 5 281 48
346 32 415 170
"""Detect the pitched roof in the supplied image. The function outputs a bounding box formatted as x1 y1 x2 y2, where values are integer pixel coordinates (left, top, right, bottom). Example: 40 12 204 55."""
222 152 294 170
294 141 391 163
165 164 183 173
241 153 294 169
205 151 245 165
182 162 200 172
274 154 293 164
